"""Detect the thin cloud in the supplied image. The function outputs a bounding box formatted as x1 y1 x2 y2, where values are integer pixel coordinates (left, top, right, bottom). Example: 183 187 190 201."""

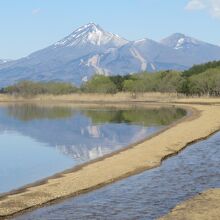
185 0 220 18
211 0 220 17
32 8 41 15
185 0 206 10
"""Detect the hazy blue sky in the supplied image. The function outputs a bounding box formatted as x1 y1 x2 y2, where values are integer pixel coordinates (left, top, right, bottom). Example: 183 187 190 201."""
0 0 220 59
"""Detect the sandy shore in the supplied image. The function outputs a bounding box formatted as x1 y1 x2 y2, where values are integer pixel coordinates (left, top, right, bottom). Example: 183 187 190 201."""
0 95 220 218
160 188 220 220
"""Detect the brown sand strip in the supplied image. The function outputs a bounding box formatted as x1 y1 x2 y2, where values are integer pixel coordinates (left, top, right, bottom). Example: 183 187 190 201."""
1 104 220 218
159 188 220 220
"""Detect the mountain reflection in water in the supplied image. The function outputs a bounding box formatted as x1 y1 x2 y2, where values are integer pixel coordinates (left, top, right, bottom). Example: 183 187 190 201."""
0 104 185 193
0 104 185 161
2 104 185 161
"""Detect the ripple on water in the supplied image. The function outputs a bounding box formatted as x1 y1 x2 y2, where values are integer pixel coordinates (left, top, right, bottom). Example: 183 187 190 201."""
13 131 220 220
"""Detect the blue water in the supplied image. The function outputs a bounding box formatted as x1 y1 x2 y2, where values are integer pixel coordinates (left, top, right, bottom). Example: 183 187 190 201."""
14 131 220 220
0 132 74 194
0 104 182 194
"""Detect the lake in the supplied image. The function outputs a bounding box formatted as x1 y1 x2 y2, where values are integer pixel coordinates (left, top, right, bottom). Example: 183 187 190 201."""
0 104 185 194
14 129 220 220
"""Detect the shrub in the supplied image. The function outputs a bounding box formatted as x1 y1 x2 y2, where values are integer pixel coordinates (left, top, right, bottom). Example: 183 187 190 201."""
81 75 117 94
2 81 78 96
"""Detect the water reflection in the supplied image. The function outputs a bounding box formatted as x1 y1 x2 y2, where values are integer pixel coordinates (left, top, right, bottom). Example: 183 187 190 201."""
14 131 220 220
1 104 185 161
0 104 185 193
83 107 185 126
7 104 185 125
7 105 73 121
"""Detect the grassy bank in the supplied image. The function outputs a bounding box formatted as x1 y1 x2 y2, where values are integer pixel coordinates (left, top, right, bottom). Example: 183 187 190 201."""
0 92 182 103
1 92 220 105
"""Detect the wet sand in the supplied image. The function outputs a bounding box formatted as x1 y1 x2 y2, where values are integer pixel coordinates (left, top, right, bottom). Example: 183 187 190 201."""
0 99 220 218
160 188 220 220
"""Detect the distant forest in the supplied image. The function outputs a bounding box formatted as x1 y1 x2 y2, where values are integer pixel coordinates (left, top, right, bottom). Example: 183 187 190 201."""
1 60 220 97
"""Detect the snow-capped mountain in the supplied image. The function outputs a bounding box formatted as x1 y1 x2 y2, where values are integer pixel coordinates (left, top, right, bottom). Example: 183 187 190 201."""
160 33 202 50
0 23 220 88
161 33 220 64
100 38 189 74
54 22 128 48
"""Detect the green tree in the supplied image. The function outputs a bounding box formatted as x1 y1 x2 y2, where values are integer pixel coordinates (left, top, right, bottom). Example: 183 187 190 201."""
3 81 78 96
109 75 132 92
187 68 220 96
183 60 220 77
81 75 117 93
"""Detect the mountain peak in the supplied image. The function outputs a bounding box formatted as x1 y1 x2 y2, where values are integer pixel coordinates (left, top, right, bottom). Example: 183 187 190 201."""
54 23 128 48
170 33 186 38
78 22 102 33
161 33 201 50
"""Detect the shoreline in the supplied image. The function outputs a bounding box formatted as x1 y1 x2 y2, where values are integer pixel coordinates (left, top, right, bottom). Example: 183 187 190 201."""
1 92 220 105
0 98 220 219
160 188 220 220
0 103 194 219
0 104 191 199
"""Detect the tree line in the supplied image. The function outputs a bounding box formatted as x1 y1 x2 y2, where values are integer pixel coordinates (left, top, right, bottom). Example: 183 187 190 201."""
1 81 78 96
1 60 220 96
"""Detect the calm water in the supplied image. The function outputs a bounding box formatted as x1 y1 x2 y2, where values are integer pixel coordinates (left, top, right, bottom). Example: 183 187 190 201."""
14 131 220 220
0 104 184 194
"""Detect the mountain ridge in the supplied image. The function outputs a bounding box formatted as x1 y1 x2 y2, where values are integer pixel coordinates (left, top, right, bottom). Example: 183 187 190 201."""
0 23 220 87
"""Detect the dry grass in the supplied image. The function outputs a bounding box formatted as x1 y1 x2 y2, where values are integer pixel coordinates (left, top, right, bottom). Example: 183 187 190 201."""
1 92 220 105
0 92 179 103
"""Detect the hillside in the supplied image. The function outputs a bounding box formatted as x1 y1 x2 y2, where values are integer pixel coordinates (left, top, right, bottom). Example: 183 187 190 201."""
1 23 220 87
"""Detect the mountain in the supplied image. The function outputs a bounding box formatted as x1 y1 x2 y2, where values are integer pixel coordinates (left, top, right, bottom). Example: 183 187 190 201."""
0 60 6 65
54 22 128 48
0 24 220 87
0 59 11 65
0 23 129 87
99 38 189 73
161 33 202 50
161 33 220 64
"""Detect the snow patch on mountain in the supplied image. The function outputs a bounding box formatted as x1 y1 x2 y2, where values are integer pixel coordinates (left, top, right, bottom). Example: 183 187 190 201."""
1 24 220 88
85 54 107 75
0 59 11 64
54 22 128 48
161 33 201 50
129 47 147 71
174 36 200 50
134 39 147 44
